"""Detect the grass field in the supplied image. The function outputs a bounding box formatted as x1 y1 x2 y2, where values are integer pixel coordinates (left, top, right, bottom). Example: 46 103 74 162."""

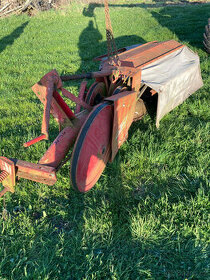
0 1 209 279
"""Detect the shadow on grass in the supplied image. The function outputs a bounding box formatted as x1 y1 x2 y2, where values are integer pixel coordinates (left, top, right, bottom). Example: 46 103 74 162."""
151 6 207 49
82 0 207 17
61 18 146 76
5 159 207 278
83 1 209 51
0 21 29 54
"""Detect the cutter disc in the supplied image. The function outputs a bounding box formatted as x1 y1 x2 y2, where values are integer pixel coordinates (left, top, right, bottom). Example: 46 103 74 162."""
70 102 113 192
85 82 106 106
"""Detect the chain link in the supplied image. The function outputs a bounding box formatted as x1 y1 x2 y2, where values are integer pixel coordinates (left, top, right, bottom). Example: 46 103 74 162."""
104 0 120 66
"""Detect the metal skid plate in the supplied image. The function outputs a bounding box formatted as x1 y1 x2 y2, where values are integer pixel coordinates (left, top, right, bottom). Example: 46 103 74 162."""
70 102 113 192
105 91 137 161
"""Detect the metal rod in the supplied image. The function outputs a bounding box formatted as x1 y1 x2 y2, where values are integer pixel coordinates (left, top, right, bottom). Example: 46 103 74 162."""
138 84 147 99
61 73 92 81
60 70 112 82
23 134 47 147
61 88 92 111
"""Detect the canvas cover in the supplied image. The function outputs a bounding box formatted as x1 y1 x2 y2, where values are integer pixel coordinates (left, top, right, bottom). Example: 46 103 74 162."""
141 46 203 127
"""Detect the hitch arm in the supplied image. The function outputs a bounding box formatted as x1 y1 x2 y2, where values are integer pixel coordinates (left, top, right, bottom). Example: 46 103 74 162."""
0 157 15 197
0 156 57 198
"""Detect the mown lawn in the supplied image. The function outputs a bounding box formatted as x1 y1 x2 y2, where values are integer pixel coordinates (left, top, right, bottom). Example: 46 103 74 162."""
0 1 209 279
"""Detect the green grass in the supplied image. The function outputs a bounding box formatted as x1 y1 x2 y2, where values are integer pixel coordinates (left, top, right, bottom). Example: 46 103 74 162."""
0 1 209 279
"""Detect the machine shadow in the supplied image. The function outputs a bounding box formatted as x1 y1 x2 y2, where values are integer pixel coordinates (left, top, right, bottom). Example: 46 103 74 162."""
0 21 29 54
75 19 146 75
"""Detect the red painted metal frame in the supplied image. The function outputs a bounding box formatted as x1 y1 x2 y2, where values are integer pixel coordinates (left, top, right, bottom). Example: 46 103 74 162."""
0 157 15 196
100 40 184 92
105 91 137 161
32 70 74 139
24 134 47 148
75 81 88 114
14 159 57 185
0 40 186 196
70 103 113 192
39 110 89 167
61 88 92 111
53 90 75 119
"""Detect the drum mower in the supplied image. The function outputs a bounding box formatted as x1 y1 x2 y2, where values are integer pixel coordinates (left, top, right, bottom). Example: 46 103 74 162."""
0 1 203 197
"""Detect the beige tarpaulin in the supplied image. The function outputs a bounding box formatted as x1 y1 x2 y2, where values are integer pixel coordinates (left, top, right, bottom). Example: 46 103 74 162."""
141 46 203 127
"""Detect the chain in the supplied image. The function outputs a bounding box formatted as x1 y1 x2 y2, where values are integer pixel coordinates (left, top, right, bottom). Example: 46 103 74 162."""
104 0 120 66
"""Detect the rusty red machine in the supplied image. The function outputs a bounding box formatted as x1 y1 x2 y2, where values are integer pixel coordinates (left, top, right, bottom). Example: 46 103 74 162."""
0 2 203 197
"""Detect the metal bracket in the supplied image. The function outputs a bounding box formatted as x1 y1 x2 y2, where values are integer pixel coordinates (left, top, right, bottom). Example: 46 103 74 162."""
0 157 15 197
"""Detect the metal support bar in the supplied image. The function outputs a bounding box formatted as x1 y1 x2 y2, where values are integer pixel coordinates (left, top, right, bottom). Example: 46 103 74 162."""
23 134 47 147
11 159 57 186
75 81 87 114
39 110 89 168
61 88 92 111
60 70 112 82
138 84 147 99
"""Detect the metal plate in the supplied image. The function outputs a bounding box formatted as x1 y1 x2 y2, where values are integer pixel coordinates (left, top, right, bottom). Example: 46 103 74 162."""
105 91 137 161
70 103 113 192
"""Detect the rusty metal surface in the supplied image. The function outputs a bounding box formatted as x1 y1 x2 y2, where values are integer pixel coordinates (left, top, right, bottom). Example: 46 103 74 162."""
105 91 137 161
99 40 184 83
23 134 47 148
0 38 192 195
70 102 113 192
132 70 142 92
0 157 16 195
0 187 9 198
32 70 73 138
61 88 92 111
11 159 57 186
0 170 9 182
33 82 74 132
75 81 87 114
39 110 89 168
117 40 183 68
